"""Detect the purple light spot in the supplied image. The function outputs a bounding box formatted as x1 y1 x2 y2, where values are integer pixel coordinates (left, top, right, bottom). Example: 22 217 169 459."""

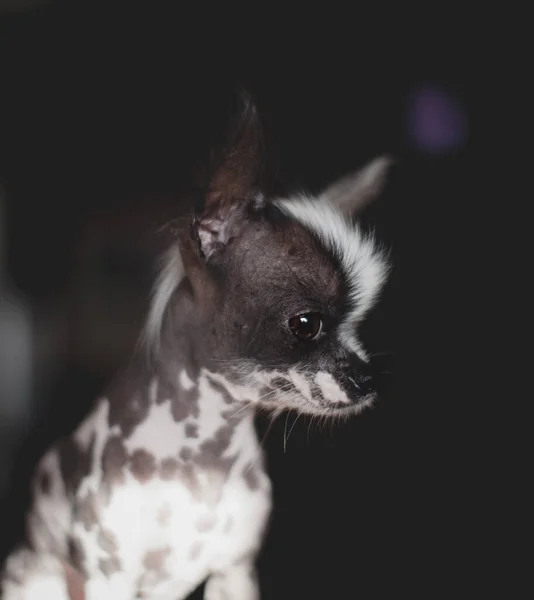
407 84 468 154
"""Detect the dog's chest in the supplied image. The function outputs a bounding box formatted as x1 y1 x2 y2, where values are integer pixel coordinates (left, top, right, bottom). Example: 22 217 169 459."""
92 456 270 599
31 371 272 599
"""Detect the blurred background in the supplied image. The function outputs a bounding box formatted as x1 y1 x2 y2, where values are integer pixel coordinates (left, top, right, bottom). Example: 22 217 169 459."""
0 2 471 598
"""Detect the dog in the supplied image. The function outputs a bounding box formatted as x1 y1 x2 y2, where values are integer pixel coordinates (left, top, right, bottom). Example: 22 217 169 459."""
0 90 392 600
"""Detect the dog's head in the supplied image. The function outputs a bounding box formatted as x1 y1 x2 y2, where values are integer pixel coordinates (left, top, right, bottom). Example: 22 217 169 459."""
150 91 391 416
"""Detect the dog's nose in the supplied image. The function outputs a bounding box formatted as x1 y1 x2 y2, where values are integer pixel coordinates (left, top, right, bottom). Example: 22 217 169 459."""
351 363 377 395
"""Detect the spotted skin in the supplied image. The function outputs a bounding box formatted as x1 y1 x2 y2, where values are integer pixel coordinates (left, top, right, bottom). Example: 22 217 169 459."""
0 94 391 599
1 365 271 600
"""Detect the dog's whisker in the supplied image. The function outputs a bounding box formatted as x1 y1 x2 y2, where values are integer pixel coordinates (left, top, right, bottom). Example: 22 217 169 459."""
306 415 314 443
284 412 301 452
256 383 295 403
226 401 254 419
259 410 281 449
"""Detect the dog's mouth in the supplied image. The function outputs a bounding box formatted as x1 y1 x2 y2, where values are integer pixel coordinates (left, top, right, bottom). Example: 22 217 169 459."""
259 371 377 417
232 364 380 417
322 393 377 416
296 391 377 417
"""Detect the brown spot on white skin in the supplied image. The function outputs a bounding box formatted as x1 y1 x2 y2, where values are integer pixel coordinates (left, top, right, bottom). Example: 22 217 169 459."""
97 528 119 555
58 435 95 493
159 457 180 480
158 458 202 500
206 379 235 404
129 449 157 484
75 491 99 531
185 423 199 438
96 528 121 577
150 366 201 423
180 447 193 461
199 423 234 458
170 398 190 422
142 546 172 572
170 377 200 422
99 555 121 577
101 436 128 486
115 392 150 436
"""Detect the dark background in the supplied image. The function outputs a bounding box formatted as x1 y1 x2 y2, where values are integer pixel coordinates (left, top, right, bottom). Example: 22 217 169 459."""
0 3 475 598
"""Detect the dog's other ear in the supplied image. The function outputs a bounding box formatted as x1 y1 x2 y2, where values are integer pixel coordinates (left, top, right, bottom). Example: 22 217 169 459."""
324 155 394 217
191 88 263 261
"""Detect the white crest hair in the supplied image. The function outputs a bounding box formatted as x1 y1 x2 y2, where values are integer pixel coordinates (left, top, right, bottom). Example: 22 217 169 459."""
274 196 389 357
143 244 185 351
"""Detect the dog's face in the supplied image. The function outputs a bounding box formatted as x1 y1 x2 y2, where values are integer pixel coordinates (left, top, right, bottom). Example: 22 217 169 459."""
179 93 391 416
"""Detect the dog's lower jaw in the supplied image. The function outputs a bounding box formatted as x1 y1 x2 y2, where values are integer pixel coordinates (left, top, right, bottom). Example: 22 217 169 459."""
235 364 377 417
272 395 376 419
326 394 376 417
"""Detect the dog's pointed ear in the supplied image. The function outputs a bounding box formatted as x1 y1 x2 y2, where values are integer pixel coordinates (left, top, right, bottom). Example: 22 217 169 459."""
324 155 394 217
191 88 264 261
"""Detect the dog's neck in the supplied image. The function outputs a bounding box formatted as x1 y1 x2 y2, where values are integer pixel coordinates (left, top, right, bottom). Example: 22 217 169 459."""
106 277 258 462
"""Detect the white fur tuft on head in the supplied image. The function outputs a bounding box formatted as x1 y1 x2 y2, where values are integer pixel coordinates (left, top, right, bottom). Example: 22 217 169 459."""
274 155 392 357
143 244 185 352
274 197 389 356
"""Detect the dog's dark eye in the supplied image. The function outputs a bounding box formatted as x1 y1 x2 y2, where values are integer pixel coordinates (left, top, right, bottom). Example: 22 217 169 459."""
288 313 323 341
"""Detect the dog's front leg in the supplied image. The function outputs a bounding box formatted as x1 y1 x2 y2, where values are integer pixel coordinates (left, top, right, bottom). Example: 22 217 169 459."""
1 546 79 600
204 560 260 600
1 546 135 600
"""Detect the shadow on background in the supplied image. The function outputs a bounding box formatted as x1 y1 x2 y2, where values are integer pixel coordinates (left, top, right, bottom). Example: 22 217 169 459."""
0 3 471 598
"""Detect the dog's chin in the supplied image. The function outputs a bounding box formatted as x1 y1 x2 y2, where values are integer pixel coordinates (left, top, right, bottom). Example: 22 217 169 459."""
273 393 377 418
317 394 376 417
338 395 376 415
